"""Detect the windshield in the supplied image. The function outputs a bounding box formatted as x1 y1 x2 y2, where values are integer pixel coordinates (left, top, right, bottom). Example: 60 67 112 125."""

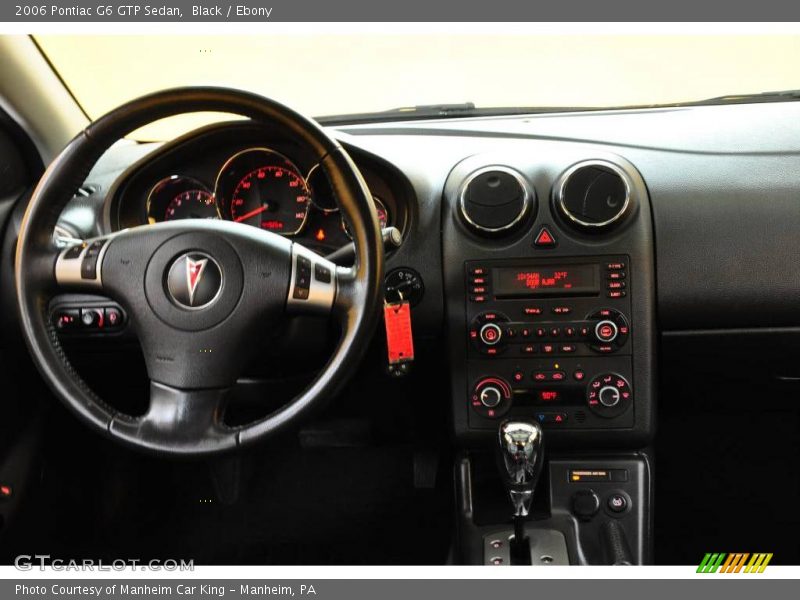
35 34 800 140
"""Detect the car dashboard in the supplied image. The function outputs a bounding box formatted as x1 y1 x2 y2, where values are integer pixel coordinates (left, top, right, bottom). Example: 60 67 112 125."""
33 99 800 564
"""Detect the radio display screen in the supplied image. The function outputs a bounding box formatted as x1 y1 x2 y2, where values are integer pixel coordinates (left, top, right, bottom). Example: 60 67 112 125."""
492 264 600 298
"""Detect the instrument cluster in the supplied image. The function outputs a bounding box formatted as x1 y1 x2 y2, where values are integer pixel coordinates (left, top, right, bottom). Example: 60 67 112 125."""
144 147 390 253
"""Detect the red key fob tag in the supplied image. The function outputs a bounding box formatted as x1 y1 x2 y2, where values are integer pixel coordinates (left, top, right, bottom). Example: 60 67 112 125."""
384 301 415 365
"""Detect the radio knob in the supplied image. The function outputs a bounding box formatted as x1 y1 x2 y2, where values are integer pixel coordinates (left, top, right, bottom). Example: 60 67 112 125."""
479 386 503 408
594 320 619 343
598 386 621 407
479 323 503 346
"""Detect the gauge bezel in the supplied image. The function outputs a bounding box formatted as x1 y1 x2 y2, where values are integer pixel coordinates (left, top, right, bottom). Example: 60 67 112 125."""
341 195 389 240
214 146 312 237
145 175 215 224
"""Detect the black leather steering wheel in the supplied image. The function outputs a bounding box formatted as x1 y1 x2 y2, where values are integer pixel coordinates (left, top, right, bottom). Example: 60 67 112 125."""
15 87 384 457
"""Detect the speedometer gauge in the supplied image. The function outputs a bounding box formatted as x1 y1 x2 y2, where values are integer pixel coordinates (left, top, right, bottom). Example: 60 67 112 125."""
215 148 311 236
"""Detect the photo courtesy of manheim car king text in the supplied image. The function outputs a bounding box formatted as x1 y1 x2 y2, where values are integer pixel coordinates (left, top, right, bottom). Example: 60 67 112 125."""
0 0 799 597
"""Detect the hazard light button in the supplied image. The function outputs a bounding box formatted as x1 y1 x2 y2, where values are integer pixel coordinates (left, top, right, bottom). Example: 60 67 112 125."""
533 226 557 248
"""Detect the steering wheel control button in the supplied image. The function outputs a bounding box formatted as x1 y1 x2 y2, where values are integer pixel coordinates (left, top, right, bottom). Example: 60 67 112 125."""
571 489 600 521
286 244 337 315
607 493 629 514
166 252 223 309
314 263 331 284
533 225 557 248
587 373 632 418
81 308 104 329
555 160 633 232
471 376 513 418
64 244 85 260
292 255 312 299
458 167 534 236
78 239 107 280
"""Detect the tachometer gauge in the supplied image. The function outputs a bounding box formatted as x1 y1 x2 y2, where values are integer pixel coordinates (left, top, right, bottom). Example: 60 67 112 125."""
342 195 389 239
216 148 311 235
146 176 217 223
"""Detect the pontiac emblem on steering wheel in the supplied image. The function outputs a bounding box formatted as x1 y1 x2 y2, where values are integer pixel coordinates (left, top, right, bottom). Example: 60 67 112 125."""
166 252 223 310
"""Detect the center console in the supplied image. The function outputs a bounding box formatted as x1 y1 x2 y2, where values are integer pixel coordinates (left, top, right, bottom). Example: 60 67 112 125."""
441 148 657 564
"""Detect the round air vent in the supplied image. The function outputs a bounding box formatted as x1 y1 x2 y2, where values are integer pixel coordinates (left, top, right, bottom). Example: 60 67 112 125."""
458 166 533 235
555 161 632 231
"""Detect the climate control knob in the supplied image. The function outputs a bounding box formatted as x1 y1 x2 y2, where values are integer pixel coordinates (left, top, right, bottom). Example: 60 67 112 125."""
479 386 503 408
598 385 621 407
471 376 513 418
587 373 631 418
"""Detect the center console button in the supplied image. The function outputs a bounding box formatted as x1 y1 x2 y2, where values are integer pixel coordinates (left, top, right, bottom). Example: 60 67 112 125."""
480 323 503 345
607 493 628 513
595 320 619 343
571 489 600 521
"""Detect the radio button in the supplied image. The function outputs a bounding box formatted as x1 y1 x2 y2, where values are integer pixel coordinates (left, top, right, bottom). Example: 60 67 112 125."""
521 345 537 355
606 262 626 270
560 344 577 353
542 344 555 354
523 306 543 316
595 320 619 343
536 327 547 338
521 328 532 338
608 271 626 280
480 323 503 346
564 326 576 337
607 290 627 299
470 295 486 303
552 306 572 315
550 327 561 337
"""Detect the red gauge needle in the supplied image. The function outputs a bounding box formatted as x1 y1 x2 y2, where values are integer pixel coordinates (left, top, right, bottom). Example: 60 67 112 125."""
234 204 269 223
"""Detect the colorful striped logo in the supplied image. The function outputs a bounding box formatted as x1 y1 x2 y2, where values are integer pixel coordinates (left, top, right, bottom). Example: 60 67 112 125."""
697 553 773 573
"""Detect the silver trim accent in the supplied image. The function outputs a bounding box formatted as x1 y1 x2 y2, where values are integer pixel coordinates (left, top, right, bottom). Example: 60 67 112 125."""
286 243 337 315
483 529 569 566
55 235 112 289
554 159 633 229
457 166 533 234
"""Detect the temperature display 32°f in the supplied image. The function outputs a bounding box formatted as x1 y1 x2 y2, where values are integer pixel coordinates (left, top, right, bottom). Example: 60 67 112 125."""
493 264 600 298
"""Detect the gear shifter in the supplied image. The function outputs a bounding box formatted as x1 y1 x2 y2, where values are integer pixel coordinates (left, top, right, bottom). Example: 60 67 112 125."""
497 420 545 564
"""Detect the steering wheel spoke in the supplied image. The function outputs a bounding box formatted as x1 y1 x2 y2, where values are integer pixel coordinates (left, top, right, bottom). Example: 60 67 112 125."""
54 236 112 291
109 381 236 455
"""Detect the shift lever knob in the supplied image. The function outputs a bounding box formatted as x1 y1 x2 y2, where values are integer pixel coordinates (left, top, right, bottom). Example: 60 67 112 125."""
497 420 545 517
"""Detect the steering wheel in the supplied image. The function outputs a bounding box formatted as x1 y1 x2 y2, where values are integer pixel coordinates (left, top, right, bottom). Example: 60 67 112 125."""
15 87 384 457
